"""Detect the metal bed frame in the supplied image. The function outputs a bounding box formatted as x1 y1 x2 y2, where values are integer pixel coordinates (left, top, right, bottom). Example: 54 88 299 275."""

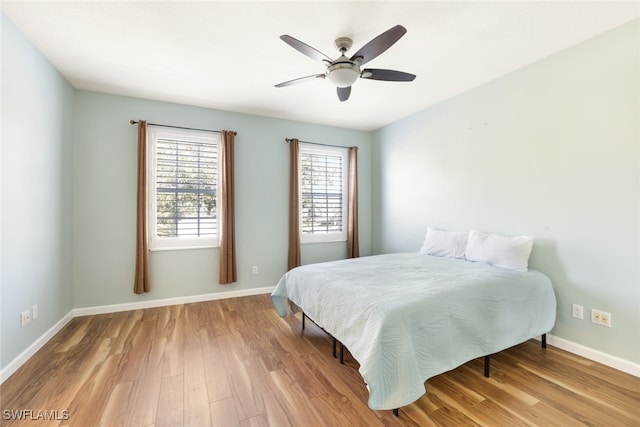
301 311 547 417
302 311 345 363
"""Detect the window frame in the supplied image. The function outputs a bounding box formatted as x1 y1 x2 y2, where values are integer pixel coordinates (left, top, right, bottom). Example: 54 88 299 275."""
298 143 349 244
147 126 221 251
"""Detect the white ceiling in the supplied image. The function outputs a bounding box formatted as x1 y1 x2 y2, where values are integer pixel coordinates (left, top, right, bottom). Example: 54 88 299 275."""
2 1 639 131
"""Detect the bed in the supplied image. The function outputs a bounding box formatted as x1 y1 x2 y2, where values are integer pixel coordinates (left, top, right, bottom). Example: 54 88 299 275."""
271 251 557 411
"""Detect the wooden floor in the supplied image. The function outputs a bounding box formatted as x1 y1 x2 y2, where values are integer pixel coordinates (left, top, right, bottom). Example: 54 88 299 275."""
2 294 639 426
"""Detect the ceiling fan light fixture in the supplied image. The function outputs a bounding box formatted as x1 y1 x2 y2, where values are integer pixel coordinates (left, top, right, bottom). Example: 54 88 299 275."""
326 62 360 88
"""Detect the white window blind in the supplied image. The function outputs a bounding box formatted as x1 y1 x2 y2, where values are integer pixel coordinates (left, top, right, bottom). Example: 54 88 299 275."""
299 144 348 243
148 127 220 250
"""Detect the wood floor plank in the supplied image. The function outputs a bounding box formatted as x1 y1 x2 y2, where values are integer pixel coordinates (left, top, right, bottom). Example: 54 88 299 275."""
397 403 441 427
409 388 444 415
201 334 233 402
161 305 185 378
217 334 265 420
518 358 640 422
464 400 532 427
2 294 639 427
209 398 240 427
52 316 91 353
453 365 581 427
425 376 531 427
301 351 372 414
62 351 122 427
99 381 135 426
183 345 212 426
258 390 295 427
428 374 486 406
427 405 481 426
108 310 144 357
267 368 334 426
455 364 539 406
493 361 634 426
274 352 385 427
238 414 269 427
155 374 184 427
34 334 113 423
128 337 167 427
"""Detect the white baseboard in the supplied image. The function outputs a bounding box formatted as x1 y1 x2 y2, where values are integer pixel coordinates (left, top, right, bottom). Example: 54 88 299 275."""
73 286 274 317
4 291 638 385
1 286 273 384
543 333 640 378
0 310 75 383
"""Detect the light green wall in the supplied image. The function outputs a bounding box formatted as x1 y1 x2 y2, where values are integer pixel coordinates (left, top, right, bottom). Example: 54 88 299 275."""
1 14 74 368
1 12 371 371
3 9 638 374
71 91 372 308
372 19 640 363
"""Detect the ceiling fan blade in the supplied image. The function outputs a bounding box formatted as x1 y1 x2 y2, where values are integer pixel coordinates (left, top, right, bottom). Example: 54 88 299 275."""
275 74 325 88
337 86 351 102
360 69 416 82
350 25 407 66
280 35 333 64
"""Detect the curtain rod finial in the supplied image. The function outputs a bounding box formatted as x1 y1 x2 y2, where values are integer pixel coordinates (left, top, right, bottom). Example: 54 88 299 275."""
130 119 136 125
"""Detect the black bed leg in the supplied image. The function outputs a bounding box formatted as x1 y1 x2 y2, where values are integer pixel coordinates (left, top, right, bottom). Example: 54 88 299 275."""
340 343 344 364
484 355 490 378
332 337 337 358
393 408 399 417
542 333 547 349
302 312 306 330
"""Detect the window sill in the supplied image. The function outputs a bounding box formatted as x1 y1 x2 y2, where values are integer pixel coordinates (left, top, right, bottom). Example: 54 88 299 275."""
300 239 347 245
149 245 218 252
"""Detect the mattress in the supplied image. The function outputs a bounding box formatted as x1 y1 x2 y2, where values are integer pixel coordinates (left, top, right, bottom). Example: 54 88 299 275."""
271 252 556 410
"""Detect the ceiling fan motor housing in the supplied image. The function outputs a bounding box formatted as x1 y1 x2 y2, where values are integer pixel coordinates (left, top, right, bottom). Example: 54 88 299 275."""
334 36 353 53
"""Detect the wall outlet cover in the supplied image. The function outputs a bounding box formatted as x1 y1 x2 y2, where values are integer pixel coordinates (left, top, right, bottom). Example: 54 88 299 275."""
21 310 31 327
572 304 584 319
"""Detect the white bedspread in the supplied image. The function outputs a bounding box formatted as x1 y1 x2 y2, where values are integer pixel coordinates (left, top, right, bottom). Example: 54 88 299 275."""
271 253 556 410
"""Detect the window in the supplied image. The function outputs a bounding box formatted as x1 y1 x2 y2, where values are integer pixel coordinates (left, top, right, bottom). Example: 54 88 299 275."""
147 126 220 250
299 143 348 243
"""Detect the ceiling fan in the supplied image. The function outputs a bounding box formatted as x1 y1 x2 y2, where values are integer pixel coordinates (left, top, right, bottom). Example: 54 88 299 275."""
275 25 416 102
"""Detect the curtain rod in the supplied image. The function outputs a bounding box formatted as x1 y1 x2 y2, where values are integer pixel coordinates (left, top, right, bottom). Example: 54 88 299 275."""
285 137 352 149
130 120 237 135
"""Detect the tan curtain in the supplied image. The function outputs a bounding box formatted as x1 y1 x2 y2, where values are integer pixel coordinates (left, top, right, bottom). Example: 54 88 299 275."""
219 130 237 284
288 138 301 270
347 146 359 258
134 120 150 294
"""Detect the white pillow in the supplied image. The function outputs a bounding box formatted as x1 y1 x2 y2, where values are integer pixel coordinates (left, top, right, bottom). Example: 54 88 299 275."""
465 230 533 272
419 227 468 259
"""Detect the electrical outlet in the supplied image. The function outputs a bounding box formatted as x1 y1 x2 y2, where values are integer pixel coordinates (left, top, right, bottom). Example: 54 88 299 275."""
591 309 611 327
599 311 611 327
32 304 38 320
572 304 584 319
21 309 31 327
252 265 258 275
